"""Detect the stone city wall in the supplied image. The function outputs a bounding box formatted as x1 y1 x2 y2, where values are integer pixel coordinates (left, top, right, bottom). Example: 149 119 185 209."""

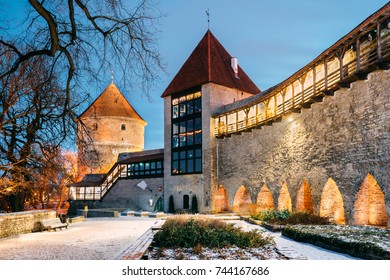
216 69 390 225
0 210 56 238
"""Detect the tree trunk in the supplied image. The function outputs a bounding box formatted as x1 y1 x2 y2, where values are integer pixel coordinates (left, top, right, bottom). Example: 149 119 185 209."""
9 191 25 212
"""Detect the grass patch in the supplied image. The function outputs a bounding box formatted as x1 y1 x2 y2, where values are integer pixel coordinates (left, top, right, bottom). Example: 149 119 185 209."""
153 216 274 249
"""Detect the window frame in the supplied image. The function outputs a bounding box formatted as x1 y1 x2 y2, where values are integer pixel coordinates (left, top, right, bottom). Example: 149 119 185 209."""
126 160 164 178
171 88 202 175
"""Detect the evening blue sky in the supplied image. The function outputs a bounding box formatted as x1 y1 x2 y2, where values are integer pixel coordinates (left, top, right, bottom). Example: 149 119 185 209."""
1 1 389 150
138 0 388 150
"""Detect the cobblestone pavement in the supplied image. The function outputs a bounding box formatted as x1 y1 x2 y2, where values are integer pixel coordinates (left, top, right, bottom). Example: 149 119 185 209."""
0 216 160 260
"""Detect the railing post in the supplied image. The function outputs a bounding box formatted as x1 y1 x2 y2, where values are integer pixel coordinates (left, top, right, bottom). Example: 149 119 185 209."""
291 83 295 107
356 38 361 72
300 75 305 102
235 111 238 132
324 58 328 90
255 103 258 125
225 115 228 134
337 48 346 80
313 67 316 95
273 95 277 117
377 22 382 60
245 108 250 128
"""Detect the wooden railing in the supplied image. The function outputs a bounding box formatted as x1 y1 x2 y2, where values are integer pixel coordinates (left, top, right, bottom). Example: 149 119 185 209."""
100 164 124 198
214 5 390 137
70 157 164 201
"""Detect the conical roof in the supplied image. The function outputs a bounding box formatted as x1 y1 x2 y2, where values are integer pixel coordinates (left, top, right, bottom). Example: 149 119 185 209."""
161 30 261 97
78 83 145 123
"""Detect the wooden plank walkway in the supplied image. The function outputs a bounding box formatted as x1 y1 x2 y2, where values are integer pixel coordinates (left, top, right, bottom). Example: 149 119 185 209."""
117 220 164 260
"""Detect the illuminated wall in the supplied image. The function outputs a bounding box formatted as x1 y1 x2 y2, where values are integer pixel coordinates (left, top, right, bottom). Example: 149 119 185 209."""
354 174 388 227
216 70 390 225
256 184 274 211
295 179 314 213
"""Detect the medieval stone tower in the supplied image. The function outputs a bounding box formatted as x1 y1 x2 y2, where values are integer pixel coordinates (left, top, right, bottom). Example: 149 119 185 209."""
76 83 146 180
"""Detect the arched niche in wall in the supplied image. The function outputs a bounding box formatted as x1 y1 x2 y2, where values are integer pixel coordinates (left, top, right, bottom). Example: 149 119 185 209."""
183 194 190 209
354 173 388 227
212 185 229 213
320 178 346 225
277 182 292 212
256 184 274 212
168 195 175 213
232 185 252 215
191 195 198 213
296 179 314 213
154 197 164 212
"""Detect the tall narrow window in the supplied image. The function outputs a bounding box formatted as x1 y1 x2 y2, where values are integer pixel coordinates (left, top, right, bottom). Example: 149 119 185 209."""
171 90 202 175
183 195 190 209
121 124 126 131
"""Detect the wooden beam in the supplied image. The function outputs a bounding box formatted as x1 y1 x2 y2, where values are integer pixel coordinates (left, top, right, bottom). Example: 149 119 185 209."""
301 102 312 109
355 71 368 80
323 90 334 96
274 116 282 122
338 81 350 88
291 108 301 114
312 96 324 103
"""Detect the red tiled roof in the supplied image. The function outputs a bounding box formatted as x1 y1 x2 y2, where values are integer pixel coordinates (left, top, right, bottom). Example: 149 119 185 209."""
161 30 261 97
78 83 145 123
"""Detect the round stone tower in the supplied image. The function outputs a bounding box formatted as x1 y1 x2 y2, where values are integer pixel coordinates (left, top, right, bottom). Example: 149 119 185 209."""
76 83 146 180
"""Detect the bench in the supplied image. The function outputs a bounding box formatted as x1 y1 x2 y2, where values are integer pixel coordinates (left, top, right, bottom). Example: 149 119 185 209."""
40 218 68 231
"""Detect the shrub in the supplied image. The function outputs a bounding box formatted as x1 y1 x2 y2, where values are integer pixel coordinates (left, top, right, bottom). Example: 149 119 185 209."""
252 210 291 222
153 216 274 248
252 210 330 225
282 212 330 225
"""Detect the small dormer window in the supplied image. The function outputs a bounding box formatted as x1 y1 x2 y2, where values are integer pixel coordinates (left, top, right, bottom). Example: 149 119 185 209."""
121 124 126 131
92 123 98 130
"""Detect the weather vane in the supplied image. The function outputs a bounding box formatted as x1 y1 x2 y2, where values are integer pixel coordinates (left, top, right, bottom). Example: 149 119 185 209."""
206 9 210 29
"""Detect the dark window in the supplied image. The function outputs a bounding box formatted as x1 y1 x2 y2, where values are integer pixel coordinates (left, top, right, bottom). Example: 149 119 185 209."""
126 160 163 178
183 195 190 209
121 124 126 131
171 90 202 175
92 123 98 130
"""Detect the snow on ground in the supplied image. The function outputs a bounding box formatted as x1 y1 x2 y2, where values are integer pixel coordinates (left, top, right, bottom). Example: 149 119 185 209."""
0 216 159 260
228 220 359 260
0 214 360 260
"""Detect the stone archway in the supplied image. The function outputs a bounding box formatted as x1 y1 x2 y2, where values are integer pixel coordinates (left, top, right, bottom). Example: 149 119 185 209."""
232 186 252 214
154 197 164 212
168 195 175 213
277 182 292 212
320 178 346 224
296 179 314 213
256 184 274 211
212 186 229 213
354 173 388 227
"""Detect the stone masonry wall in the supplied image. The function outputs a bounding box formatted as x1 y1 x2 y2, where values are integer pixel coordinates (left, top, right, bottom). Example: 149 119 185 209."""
217 69 390 224
0 210 56 238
